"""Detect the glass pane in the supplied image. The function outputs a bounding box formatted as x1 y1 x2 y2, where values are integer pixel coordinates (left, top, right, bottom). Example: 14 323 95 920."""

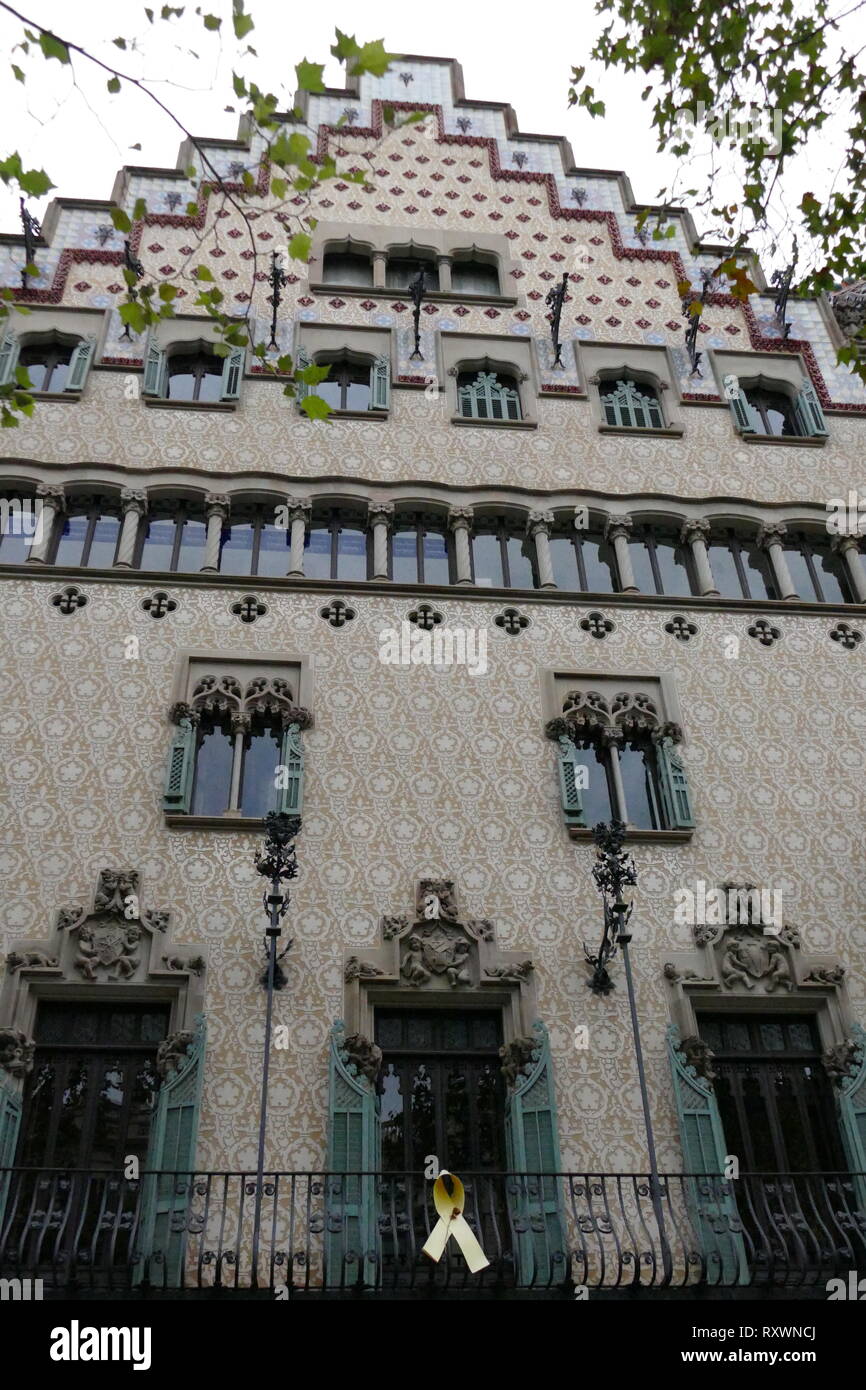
549 536 580 589
219 522 255 575
255 524 291 577
393 526 420 583
176 518 207 571
315 379 342 409
409 1064 436 1172
0 503 35 563
345 380 372 411
505 534 535 588
239 726 282 818
783 544 818 600
472 532 504 587
336 525 367 580
787 1022 815 1051
191 723 234 816
379 1063 405 1170
759 1023 786 1051
627 538 657 593
92 1061 126 1165
618 741 660 829
86 515 120 567
421 530 449 584
707 541 745 598
139 518 177 571
21 356 49 391
323 253 372 286
722 1021 751 1051
577 739 615 828
444 1064 471 1170
811 544 850 602
197 363 223 402
580 534 617 592
386 259 439 292
653 539 694 596
452 262 499 295
167 370 196 401
741 543 776 599
48 359 70 392
53 514 90 567
304 525 332 579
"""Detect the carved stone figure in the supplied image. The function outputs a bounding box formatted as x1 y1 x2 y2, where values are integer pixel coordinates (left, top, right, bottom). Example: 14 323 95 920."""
416 879 458 922
403 923 473 986
74 924 100 981
345 956 385 982
0 1028 34 1078
5 950 59 971
484 960 534 984
467 917 495 941
663 962 706 983
74 922 141 981
156 1030 194 1078
804 964 846 986
677 1035 717 1083
342 1033 383 1085
720 932 792 993
445 939 471 988
93 869 140 915
499 1036 537 1089
163 954 206 976
400 936 431 987
381 914 409 940
823 1037 862 1085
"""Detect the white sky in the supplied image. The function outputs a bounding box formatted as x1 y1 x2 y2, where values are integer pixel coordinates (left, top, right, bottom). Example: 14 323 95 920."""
0 0 854 272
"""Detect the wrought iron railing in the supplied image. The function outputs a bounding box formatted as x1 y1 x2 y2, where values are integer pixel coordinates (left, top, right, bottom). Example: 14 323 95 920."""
1 1168 864 1295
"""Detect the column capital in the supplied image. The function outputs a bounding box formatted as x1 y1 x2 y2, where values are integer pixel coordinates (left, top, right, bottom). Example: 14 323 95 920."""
205 493 230 520
680 517 711 545
604 513 633 543
230 712 252 736
36 483 66 511
369 502 395 528
756 521 787 550
526 509 554 538
120 488 148 517
284 494 312 524
448 505 474 532
372 249 387 263
831 532 862 556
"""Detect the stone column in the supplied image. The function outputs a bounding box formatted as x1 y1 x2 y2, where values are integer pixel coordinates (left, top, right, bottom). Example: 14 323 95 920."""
436 254 453 294
831 534 866 603
202 493 230 574
228 712 250 813
449 506 474 586
285 495 311 577
369 502 393 580
372 251 387 290
680 518 718 597
26 484 65 564
757 522 797 600
114 489 148 568
527 510 556 589
601 729 628 821
604 514 637 593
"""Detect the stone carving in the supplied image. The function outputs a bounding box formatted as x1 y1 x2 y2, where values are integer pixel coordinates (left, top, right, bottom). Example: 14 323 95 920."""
417 879 459 921
5 949 58 971
401 924 471 988
823 1036 863 1085
156 1030 194 1078
484 960 533 984
162 954 206 976
499 1036 537 1089
663 962 706 983
401 936 431 986
381 914 409 940
804 964 846 986
720 931 792 992
144 909 170 934
342 1033 383 1085
345 956 385 982
74 922 142 981
0 1028 35 1077
93 868 140 915
467 918 495 941
676 1034 717 1083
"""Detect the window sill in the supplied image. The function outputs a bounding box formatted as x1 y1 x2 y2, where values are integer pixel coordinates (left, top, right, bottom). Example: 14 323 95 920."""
450 414 537 430
143 398 238 411
165 813 276 830
22 390 82 403
741 432 826 447
566 825 694 845
309 283 518 307
598 424 683 438
296 407 388 421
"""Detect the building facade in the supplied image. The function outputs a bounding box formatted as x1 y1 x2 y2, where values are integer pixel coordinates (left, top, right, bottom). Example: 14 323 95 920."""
1 55 865 1299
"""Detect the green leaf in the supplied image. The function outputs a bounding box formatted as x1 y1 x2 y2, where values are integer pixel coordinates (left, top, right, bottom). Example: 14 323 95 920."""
161 5 185 18
288 232 311 261
193 264 214 280
133 197 147 220
18 168 54 197
349 40 396 79
107 75 121 94
299 362 332 386
14 364 32 388
232 1 254 40
300 394 332 420
145 8 154 21
271 177 287 199
330 28 359 63
186 201 199 215
113 37 127 48
110 207 132 233
296 59 326 93
158 282 178 301
11 65 25 83
232 71 246 98
118 300 147 334
38 32 70 64
202 13 221 29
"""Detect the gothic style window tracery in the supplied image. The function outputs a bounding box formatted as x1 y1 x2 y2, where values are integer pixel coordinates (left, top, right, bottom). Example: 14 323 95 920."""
457 371 522 421
599 378 665 429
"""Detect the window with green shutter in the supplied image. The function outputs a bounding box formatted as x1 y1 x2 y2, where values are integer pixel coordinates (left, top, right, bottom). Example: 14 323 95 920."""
325 1022 379 1288
600 378 665 429
504 1021 568 1286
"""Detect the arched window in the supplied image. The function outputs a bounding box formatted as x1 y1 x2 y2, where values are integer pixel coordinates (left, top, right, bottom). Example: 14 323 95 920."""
137 499 208 572
322 245 373 287
143 337 244 403
705 528 777 599
628 524 697 596
385 253 439 292
743 387 799 436
728 379 828 439
547 522 618 592
0 331 95 394
457 370 521 421
391 511 451 584
218 502 291 577
782 531 852 603
167 347 224 403
451 256 500 297
599 378 665 429
295 349 390 414
52 496 122 567
304 506 369 580
471 516 536 588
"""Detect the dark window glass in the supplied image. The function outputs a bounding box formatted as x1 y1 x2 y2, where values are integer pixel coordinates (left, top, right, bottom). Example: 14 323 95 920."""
239 722 282 819
575 738 617 827
322 251 373 286
810 543 851 603
580 534 618 592
315 358 372 412
386 258 439 291
653 538 694 596
549 535 580 589
139 518 177 571
741 541 776 599
618 739 661 829
191 720 234 816
304 525 332 579
336 524 368 580
19 343 73 393
176 518 207 571
86 517 121 568
746 388 800 437
783 544 818 600
219 522 256 575
167 351 223 402
707 540 745 598
628 538 656 593
451 260 499 296
504 534 535 588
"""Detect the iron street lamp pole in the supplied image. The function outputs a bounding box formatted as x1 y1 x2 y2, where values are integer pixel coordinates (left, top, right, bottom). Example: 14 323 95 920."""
251 811 301 1285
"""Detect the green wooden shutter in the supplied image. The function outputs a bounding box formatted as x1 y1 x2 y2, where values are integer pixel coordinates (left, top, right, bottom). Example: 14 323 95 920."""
504 1021 567 1287
162 716 197 813
135 1015 206 1288
836 1023 866 1215
277 722 304 816
143 339 168 397
0 330 20 388
369 354 390 411
667 1025 748 1285
728 391 759 433
556 735 586 827
795 381 829 437
65 337 96 392
325 1021 378 1288
220 344 245 400
655 737 695 829
294 346 312 407
0 1074 23 1232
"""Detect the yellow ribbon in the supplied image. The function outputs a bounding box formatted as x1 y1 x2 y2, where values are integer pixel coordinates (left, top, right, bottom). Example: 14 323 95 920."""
422 1170 490 1273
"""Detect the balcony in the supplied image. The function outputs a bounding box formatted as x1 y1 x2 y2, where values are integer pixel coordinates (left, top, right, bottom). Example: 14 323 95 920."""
1 1168 864 1299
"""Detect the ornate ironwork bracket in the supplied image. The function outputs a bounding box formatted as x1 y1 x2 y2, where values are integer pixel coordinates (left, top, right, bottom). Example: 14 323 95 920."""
585 820 638 994
545 270 568 367
681 269 715 378
267 250 289 350
408 265 426 360
120 239 145 340
19 197 42 289
771 240 798 340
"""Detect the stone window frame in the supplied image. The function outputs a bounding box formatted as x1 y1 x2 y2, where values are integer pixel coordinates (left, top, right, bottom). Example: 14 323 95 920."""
437 332 538 427
294 322 393 419
707 349 828 446
142 315 246 412
576 341 685 436
307 221 519 304
0 305 102 401
50 488 124 568
164 649 314 831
